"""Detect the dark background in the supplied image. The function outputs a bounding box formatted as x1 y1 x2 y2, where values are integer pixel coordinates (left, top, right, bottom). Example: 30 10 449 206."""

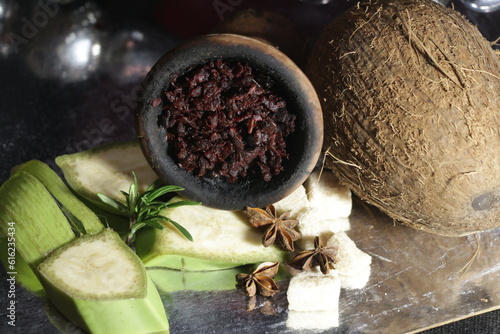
0 0 499 333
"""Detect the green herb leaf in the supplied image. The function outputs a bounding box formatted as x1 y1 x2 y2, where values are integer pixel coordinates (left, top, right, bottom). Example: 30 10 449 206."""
143 185 184 202
127 172 138 213
167 200 201 209
97 193 129 215
97 173 198 247
146 179 163 192
141 202 167 211
127 222 148 244
161 216 194 242
141 219 165 231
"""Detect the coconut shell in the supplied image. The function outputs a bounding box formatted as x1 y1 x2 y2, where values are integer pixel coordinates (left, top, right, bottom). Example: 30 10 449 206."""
306 0 500 236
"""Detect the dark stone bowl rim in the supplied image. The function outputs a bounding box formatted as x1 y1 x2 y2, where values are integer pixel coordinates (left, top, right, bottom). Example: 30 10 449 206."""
135 33 323 210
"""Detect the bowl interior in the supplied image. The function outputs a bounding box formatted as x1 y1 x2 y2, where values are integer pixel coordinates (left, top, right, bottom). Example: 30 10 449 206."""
136 34 322 210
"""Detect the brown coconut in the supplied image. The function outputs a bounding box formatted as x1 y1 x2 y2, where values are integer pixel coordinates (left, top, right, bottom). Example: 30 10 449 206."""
306 0 500 236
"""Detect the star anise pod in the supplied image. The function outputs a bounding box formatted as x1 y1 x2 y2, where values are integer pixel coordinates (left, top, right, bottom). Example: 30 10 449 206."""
288 236 338 274
236 262 280 297
245 205 301 252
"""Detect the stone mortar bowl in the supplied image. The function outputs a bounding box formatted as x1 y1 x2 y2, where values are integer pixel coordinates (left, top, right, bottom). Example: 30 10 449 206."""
135 33 322 210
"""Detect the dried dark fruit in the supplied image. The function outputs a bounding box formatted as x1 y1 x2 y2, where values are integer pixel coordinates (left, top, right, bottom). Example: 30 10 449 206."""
158 59 296 183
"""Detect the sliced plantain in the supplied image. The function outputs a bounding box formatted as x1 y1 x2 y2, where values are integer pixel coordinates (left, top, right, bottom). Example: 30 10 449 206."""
136 196 288 270
55 140 158 211
0 161 169 334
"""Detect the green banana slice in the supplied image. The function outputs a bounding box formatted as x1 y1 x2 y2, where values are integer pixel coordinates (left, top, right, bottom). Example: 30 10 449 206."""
136 196 287 270
55 140 158 210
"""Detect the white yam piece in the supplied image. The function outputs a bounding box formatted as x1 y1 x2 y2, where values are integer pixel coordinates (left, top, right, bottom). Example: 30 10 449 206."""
272 185 310 219
296 208 350 249
328 231 372 277
287 268 341 312
304 170 352 219
286 310 339 330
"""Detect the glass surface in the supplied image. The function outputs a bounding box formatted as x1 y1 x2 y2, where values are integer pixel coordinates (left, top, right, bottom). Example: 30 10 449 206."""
11 199 499 334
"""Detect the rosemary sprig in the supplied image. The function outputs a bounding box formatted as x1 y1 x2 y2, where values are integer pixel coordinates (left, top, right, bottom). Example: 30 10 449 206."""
97 172 200 246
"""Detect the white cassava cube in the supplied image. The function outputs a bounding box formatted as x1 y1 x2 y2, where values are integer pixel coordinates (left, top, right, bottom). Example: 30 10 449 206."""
294 231 372 290
286 310 339 330
304 170 352 219
339 265 371 290
296 207 351 249
287 268 341 312
329 231 372 276
272 185 310 219
328 231 372 289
